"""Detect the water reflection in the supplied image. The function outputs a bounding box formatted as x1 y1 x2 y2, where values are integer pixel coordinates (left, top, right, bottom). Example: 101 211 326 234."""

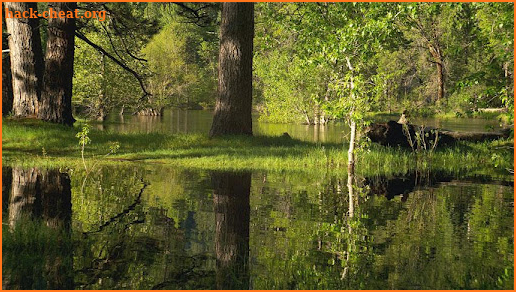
3 168 73 290
366 170 513 201
212 171 251 289
1 165 513 289
94 109 503 143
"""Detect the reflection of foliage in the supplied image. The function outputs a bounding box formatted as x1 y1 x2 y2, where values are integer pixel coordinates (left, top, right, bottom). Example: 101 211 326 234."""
378 184 513 289
4 165 511 289
250 171 513 289
3 219 74 289
71 166 216 289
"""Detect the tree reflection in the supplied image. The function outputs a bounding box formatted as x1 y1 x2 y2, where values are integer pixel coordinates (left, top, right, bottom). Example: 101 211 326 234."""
3 167 73 289
211 171 251 289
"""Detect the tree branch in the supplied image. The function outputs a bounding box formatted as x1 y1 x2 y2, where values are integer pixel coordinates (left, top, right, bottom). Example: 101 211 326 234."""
75 30 151 101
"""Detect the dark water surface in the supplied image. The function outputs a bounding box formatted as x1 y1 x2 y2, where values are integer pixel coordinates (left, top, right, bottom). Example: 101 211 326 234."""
94 109 504 143
2 165 513 289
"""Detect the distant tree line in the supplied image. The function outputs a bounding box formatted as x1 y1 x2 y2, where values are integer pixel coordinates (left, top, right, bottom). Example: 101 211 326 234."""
254 2 514 124
2 3 512 136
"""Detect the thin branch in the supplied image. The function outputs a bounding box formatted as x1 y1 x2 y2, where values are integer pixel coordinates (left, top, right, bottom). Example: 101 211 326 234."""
171 2 217 27
108 19 148 62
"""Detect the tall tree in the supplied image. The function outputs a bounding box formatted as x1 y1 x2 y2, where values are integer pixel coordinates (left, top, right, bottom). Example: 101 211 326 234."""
209 3 254 137
401 4 447 103
2 4 14 116
38 2 76 126
4 2 44 118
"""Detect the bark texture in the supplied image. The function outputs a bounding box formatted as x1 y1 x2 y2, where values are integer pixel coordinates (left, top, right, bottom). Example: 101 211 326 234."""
2 32 13 115
212 171 251 289
5 2 44 118
38 2 76 126
209 3 254 137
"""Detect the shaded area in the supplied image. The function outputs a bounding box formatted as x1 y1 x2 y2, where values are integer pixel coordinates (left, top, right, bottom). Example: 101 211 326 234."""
2 167 73 290
211 171 251 289
366 120 511 148
365 169 513 201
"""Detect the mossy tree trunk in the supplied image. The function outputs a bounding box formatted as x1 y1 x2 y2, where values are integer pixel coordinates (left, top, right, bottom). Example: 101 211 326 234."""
209 3 254 137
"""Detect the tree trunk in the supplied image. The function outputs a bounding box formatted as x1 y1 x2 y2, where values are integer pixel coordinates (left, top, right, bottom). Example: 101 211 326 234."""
436 61 444 102
38 2 76 126
346 57 357 173
209 3 254 137
2 31 13 116
5 2 44 118
348 120 356 173
95 53 107 121
429 44 444 102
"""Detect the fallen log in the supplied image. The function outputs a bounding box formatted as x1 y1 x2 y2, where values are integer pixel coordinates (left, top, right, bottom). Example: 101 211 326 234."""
365 120 511 148
439 130 511 142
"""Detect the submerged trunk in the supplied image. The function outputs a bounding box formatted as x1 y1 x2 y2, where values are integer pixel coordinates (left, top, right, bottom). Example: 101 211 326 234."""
209 3 254 137
38 2 76 126
212 171 251 289
5 2 44 118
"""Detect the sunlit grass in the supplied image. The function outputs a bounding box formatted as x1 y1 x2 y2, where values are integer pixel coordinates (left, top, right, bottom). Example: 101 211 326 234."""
2 118 513 179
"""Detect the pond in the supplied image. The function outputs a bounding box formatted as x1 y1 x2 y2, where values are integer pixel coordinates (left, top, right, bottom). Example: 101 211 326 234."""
93 109 505 143
2 165 513 289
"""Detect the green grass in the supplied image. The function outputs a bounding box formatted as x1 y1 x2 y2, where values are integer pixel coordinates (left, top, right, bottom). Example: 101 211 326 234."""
2 118 513 179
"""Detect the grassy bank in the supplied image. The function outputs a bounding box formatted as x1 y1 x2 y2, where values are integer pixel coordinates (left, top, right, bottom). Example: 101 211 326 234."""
2 119 513 179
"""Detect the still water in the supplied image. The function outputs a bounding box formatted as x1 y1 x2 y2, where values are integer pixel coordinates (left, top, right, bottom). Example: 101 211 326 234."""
94 109 505 143
2 165 513 289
